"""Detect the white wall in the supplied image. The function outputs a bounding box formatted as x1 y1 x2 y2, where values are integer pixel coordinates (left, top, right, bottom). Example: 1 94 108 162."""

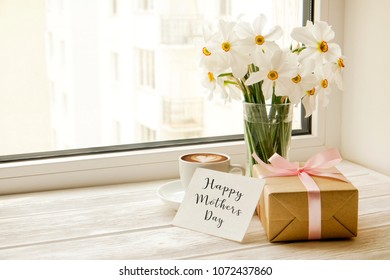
341 0 390 175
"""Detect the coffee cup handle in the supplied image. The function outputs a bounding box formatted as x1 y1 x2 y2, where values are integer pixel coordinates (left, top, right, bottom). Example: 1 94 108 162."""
228 164 246 175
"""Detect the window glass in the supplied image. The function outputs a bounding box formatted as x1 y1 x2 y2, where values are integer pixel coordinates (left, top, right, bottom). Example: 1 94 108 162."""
0 0 308 160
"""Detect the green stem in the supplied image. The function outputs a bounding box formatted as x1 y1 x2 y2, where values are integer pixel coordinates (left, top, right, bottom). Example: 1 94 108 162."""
244 102 293 175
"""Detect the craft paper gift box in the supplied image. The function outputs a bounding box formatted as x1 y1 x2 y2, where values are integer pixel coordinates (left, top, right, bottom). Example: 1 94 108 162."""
252 150 358 242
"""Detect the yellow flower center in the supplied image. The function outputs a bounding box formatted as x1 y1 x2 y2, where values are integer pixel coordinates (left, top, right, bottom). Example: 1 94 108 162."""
292 74 302 84
202 47 211 56
255 35 265 45
321 79 328 88
267 70 278 81
338 58 345 68
207 72 215 82
307 88 316 96
222 42 231 52
319 41 329 53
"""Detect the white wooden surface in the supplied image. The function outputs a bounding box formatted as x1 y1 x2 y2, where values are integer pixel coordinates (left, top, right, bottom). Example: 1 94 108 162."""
0 160 390 260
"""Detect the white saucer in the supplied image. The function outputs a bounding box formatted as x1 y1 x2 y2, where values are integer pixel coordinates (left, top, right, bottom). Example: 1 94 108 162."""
157 180 185 210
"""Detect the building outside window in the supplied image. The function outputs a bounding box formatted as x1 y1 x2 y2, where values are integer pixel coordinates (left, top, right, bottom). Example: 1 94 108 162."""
0 0 309 162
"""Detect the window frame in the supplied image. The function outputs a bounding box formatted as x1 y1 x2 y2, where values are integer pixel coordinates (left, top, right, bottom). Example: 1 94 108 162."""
0 0 343 195
0 104 330 195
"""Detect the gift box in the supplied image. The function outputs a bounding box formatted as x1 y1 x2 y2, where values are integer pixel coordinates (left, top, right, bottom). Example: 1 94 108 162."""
252 149 358 242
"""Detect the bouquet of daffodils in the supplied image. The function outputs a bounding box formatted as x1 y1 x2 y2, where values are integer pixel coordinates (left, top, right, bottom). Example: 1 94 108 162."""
199 14 344 167
200 14 344 117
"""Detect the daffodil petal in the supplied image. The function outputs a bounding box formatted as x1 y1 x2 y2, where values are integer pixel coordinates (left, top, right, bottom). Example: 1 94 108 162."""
262 80 274 99
245 71 264 85
298 47 321 63
254 50 272 70
271 49 284 69
235 21 253 38
302 96 312 117
312 21 335 42
230 50 251 78
219 20 237 41
253 14 267 34
302 95 316 117
202 24 216 42
326 43 342 62
289 86 303 104
262 42 281 53
264 26 283 41
275 78 292 96
291 26 317 46
301 73 318 89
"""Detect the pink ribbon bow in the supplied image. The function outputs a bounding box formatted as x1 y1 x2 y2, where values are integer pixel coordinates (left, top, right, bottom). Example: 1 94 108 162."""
252 148 349 240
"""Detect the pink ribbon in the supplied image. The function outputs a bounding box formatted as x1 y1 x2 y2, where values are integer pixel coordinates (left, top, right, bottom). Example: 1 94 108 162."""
252 148 349 240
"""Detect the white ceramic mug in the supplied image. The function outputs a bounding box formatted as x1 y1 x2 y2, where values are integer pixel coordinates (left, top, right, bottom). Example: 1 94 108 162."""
179 152 246 188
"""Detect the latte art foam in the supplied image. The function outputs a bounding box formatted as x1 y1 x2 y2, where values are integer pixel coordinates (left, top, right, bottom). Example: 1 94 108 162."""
181 153 228 163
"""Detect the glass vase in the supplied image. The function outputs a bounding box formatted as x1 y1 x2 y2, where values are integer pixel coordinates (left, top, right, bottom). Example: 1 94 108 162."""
243 102 293 175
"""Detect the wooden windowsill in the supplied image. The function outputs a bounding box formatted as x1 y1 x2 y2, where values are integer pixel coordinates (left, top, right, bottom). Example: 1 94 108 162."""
1 160 390 259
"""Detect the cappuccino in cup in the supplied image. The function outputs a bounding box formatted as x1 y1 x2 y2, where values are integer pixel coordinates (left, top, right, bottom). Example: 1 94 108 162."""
181 153 228 163
179 152 245 188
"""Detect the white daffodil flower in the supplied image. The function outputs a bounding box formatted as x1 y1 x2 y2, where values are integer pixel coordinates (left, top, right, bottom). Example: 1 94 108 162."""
200 70 217 98
331 56 346 90
199 25 226 73
200 69 228 101
235 13 283 58
206 20 253 79
301 87 317 117
315 62 336 107
291 20 342 65
246 48 298 100
201 66 243 103
289 59 318 105
302 62 335 117
221 82 242 103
